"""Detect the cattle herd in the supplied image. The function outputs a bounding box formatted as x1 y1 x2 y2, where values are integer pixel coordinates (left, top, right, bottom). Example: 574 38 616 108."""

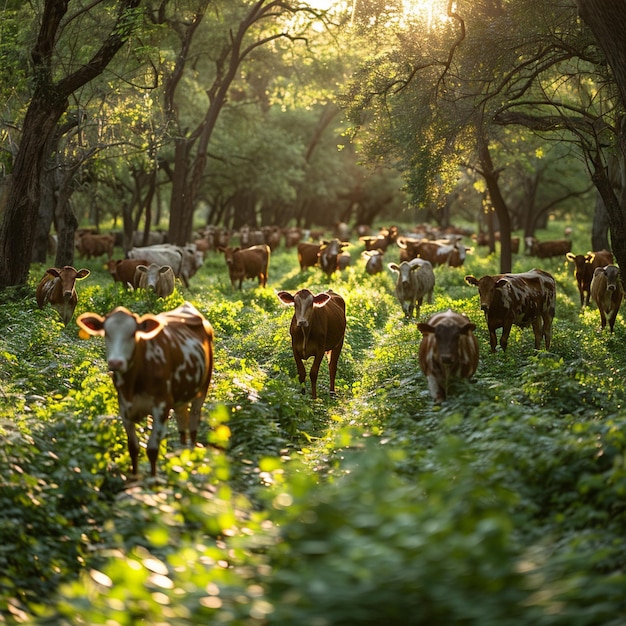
34 222 623 476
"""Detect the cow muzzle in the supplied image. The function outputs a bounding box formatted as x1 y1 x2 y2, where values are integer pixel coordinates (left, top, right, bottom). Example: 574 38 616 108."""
107 358 128 373
480 304 489 312
297 320 309 328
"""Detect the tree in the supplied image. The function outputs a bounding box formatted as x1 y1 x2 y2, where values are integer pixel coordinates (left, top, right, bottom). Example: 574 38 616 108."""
0 0 144 288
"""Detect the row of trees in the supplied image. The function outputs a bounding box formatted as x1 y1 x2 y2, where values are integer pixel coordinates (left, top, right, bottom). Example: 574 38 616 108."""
1 0 626 286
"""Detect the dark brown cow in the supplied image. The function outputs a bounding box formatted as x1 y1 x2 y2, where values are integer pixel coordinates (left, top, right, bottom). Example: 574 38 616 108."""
465 269 556 352
107 258 149 289
417 309 479 402
218 244 270 289
277 289 346 399
565 249 613 307
318 238 350 276
525 237 571 259
590 264 624 332
75 233 115 259
76 302 214 477
284 227 302 249
297 242 322 271
362 248 384 275
400 238 470 267
360 226 398 252
36 266 90 326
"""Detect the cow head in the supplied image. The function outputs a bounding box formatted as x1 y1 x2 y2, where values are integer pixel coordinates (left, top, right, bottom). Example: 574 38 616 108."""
77 307 163 373
135 264 173 291
602 265 622 291
465 274 501 312
277 289 332 328
418 312 476 366
46 266 90 301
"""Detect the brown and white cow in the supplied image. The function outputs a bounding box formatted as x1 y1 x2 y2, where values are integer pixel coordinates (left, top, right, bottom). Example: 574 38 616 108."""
388 258 435 319
525 237 571 259
464 269 556 352
565 249 613 307
76 302 214 477
277 289 346 399
135 263 176 298
417 309 479 402
362 248 384 275
590 264 624 333
218 244 270 289
107 258 149 289
297 242 322 271
36 266 90 326
318 238 350 276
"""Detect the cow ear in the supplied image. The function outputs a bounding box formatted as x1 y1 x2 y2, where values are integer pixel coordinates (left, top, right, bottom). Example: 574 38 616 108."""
76 269 90 279
136 315 163 339
136 265 148 274
312 293 331 307
388 263 399 272
46 267 61 278
76 313 105 337
565 252 575 261
495 278 508 288
464 275 478 286
461 322 477 333
159 265 172 274
276 290 295 306
417 323 434 335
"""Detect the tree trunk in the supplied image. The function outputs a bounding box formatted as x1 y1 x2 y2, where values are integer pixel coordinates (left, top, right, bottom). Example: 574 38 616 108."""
591 192 610 251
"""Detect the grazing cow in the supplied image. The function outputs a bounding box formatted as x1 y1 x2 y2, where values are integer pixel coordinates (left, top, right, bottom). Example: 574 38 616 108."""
277 289 346 399
107 258 149 289
388 258 435 318
36 266 90 326
218 244 270 289
360 226 399 252
297 242 322 271
284 227 302 249
318 238 350 276
362 248 384 275
402 238 470 267
525 237 571 259
135 263 176 298
565 249 613 307
417 309 479 402
128 244 203 288
76 302 214 477
75 233 115 259
465 269 556 352
590 265 624 332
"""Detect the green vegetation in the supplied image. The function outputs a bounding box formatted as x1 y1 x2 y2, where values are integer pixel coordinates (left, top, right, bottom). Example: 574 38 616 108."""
1 224 625 625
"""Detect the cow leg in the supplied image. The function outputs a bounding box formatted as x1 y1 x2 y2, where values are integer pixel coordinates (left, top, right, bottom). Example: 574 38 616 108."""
531 318 544 349
294 356 307 394
488 327 498 353
309 353 326 400
174 404 190 445
146 403 170 477
499 324 512 351
608 307 618 333
599 307 607 330
121 417 140 476
542 313 553 349
328 343 344 396
426 375 445 403
187 394 207 446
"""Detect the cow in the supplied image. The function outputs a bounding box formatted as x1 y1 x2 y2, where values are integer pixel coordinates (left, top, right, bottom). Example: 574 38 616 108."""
464 269 556 352
218 244 270 289
76 302 214 477
388 258 435 319
362 248 384 275
75 233 115 259
525 237 571 259
263 226 282 251
297 242 322 271
36 266 90 326
107 258 149 289
276 289 346 399
360 226 398 252
338 250 351 271
590 264 624 333
401 238 470 267
134 263 176 298
318 238 350 276
565 249 614 307
284 227 302 249
417 309 479 403
128 244 203 288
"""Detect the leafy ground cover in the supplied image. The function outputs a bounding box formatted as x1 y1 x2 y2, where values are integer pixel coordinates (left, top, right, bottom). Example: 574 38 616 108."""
0 223 625 625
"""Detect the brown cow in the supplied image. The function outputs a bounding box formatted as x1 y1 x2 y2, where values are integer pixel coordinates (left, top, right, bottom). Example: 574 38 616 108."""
417 309 479 402
362 248 384 275
318 239 350 276
465 269 556 352
75 233 115 259
107 258 149 289
525 237 571 259
218 244 270 289
590 264 624 332
76 302 214 477
277 289 346 399
297 242 322 271
402 238 470 267
36 266 90 326
565 249 613 307
360 226 398 252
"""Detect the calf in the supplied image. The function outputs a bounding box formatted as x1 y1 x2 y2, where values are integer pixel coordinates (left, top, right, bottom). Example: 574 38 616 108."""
388 258 435 318
107 258 148 289
565 249 613 307
417 309 479 402
135 263 176 298
525 237 571 259
297 242 322 271
590 264 624 332
128 244 203 288
218 244 270 289
318 238 350 276
36 266 90 326
277 289 346 399
76 302 214 477
465 269 556 352
362 248 384 275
